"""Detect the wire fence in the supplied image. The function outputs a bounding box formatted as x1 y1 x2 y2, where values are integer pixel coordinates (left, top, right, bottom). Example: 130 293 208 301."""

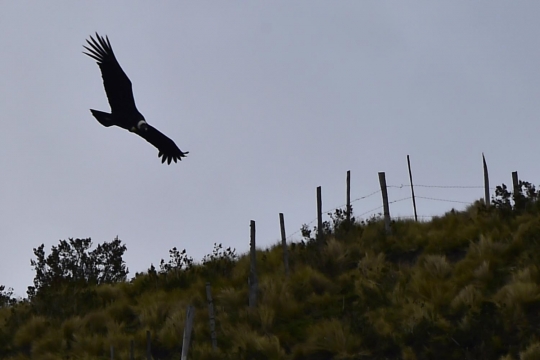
282 181 495 241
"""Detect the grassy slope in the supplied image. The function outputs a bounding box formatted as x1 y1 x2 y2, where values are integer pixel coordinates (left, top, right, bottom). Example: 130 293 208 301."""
2 201 540 360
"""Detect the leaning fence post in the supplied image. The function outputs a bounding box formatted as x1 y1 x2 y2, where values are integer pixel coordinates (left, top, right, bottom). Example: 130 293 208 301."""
279 213 290 276
346 170 351 222
483 153 490 206
407 155 418 222
512 171 519 194
378 172 391 234
316 186 323 246
146 330 151 360
512 171 522 209
181 305 195 360
206 282 218 350
249 220 258 308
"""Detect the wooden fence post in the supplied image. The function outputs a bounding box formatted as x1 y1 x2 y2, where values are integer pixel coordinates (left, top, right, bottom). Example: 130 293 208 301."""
512 171 522 209
181 305 195 360
110 345 114 360
483 153 490 206
512 171 519 193
146 330 151 360
378 172 391 234
130 340 134 360
407 155 418 222
346 170 351 222
317 186 323 246
249 220 258 308
206 282 218 350
279 213 290 276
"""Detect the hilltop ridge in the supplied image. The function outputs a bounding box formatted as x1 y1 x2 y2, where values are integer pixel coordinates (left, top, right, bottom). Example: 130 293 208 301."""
1 181 540 359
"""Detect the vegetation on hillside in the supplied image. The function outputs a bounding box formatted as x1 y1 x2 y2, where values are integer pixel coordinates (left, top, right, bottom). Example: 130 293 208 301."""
1 181 540 359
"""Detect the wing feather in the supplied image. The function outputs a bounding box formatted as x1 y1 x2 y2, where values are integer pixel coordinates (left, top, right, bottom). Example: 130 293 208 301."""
137 125 188 165
83 33 138 115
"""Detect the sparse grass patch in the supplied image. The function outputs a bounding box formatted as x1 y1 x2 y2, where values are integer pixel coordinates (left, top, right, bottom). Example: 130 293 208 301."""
223 324 285 359
106 297 138 327
30 327 62 358
318 237 353 276
13 315 49 353
71 332 105 357
191 342 226 360
493 281 540 324
424 210 479 254
520 341 540 360
294 318 368 360
499 355 515 360
61 316 84 352
289 265 336 304
105 321 131 355
216 286 247 314
95 283 125 306
421 254 452 280
156 302 186 349
451 284 483 311
82 311 109 335
407 263 454 309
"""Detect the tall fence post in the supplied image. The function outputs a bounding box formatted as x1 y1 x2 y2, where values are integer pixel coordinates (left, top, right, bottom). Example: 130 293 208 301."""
206 282 218 350
279 213 290 276
249 220 258 308
181 305 195 360
512 171 522 209
346 170 351 222
482 153 490 207
146 330 151 360
378 172 392 234
512 171 519 193
407 155 418 222
317 186 323 246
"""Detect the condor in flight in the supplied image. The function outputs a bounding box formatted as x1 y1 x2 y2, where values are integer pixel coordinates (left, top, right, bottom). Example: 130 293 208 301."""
83 33 188 164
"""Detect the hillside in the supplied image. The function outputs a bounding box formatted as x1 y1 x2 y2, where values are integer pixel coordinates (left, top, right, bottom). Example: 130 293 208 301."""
1 182 540 360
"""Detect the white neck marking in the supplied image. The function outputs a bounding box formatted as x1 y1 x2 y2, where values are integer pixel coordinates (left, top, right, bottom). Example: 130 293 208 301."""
137 120 147 129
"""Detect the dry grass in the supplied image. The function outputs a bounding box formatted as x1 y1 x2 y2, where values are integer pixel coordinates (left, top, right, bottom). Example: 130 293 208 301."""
4 200 540 359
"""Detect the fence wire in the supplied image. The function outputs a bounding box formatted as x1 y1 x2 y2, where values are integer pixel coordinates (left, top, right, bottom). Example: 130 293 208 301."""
388 183 495 190
282 182 487 241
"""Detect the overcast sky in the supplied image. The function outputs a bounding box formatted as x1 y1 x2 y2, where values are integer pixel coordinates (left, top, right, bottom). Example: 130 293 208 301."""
1 2 539 297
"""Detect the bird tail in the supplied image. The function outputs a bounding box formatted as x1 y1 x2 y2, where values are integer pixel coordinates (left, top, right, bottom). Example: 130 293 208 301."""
90 109 114 127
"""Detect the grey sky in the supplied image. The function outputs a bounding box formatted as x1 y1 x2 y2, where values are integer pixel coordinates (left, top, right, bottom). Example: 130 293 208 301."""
1 2 539 296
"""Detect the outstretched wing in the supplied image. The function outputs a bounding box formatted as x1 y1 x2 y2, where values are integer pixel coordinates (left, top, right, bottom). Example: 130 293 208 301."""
137 125 189 165
83 33 138 114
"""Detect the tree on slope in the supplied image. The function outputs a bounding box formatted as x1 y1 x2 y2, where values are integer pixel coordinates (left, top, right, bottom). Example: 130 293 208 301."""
27 237 128 317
